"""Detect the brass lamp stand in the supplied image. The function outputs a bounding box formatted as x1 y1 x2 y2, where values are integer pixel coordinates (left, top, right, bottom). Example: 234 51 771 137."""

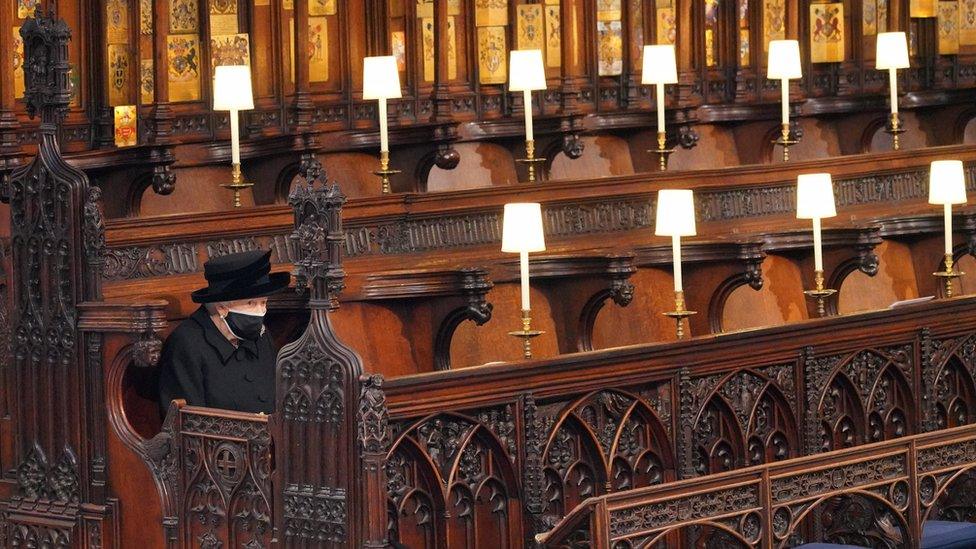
508 309 544 359
649 131 675 171
885 113 905 151
221 163 253 209
663 291 696 340
803 270 837 317
374 150 401 194
516 140 546 183
934 254 964 298
773 123 798 162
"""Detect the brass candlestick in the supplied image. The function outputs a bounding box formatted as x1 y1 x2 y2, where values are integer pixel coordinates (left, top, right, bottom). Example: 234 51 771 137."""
803 269 837 318
663 291 696 340
648 131 674 171
773 123 798 162
516 139 546 183
934 253 964 298
221 163 253 208
508 309 544 359
885 112 905 151
373 150 401 194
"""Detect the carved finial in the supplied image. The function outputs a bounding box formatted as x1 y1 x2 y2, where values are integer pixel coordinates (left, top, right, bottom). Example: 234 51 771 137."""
358 374 389 454
288 180 347 308
20 10 72 124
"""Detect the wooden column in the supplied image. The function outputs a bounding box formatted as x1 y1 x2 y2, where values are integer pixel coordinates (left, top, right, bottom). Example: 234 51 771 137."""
560 0 586 112
0 0 23 190
292 0 314 130
431 0 452 120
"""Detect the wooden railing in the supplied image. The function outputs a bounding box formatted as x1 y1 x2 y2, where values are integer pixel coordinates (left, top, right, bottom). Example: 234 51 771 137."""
540 423 976 548
375 293 976 546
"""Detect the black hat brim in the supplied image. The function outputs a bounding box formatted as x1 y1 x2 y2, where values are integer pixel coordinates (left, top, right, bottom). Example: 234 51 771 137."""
191 271 291 304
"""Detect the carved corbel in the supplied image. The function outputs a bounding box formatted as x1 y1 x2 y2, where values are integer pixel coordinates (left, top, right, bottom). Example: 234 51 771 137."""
149 147 176 195
577 257 637 352
132 331 163 369
677 124 700 150
707 257 765 334
415 142 461 192
433 269 494 371
561 132 584 159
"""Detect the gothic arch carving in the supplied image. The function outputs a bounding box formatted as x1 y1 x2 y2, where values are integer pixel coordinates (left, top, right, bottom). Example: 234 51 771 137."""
689 369 798 474
540 389 674 523
779 491 909 549
921 465 976 524
643 522 753 549
809 347 915 453
386 412 522 548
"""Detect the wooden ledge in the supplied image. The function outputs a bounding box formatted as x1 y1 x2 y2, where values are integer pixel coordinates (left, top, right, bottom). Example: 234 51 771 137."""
358 267 492 301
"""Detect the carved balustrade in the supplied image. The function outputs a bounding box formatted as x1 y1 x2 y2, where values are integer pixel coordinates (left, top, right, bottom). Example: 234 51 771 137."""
540 424 976 548
380 296 976 546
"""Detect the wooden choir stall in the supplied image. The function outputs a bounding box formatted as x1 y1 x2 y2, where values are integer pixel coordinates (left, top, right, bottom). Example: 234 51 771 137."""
7 2 976 549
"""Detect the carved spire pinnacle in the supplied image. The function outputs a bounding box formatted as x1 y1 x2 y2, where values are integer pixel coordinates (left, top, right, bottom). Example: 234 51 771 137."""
288 177 347 310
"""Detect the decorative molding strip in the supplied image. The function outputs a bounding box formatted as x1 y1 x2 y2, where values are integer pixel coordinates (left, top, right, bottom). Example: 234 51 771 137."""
102 165 976 282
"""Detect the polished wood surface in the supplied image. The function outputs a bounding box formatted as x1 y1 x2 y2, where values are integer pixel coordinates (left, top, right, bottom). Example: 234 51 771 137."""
541 423 976 547
9 6 976 548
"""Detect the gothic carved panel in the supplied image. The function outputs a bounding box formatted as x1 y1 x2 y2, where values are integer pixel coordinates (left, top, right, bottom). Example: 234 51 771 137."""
179 411 272 549
386 412 522 548
807 346 915 453
538 389 674 528
686 368 798 476
925 332 976 432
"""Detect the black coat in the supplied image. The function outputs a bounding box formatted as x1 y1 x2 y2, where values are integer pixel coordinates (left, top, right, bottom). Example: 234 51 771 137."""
158 306 276 416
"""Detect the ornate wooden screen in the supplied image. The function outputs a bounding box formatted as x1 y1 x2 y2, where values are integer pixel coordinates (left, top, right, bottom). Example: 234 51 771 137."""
0 9 112 545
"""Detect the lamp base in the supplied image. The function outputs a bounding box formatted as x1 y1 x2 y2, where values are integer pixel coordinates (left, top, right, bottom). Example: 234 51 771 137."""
884 112 906 151
647 131 674 171
934 254 964 298
221 163 253 208
374 150 401 194
773 123 799 162
516 139 546 183
662 291 696 340
803 270 837 317
508 309 544 359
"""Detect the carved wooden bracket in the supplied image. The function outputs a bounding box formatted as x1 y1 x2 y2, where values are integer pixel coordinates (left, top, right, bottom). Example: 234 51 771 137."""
763 226 882 316
635 240 767 334
705 242 767 333
498 253 637 353
360 267 493 371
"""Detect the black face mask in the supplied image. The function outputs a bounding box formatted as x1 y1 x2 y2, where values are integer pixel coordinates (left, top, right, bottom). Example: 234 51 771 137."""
224 311 265 341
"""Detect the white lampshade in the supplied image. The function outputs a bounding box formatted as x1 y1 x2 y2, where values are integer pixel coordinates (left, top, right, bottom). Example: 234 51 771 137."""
876 32 910 70
509 49 546 91
929 160 968 205
641 45 678 85
655 189 697 236
213 65 254 111
363 55 402 100
796 173 837 219
767 40 802 80
502 203 546 253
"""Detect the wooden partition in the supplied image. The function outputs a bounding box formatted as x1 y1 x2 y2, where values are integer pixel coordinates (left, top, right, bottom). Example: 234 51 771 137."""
540 423 976 547
91 181 976 547
5 2 976 216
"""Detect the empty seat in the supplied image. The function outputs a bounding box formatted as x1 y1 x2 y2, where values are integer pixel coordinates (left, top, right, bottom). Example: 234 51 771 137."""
922 521 976 549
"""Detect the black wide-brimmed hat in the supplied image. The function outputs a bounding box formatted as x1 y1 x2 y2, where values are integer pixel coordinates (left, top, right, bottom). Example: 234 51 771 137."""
191 250 291 304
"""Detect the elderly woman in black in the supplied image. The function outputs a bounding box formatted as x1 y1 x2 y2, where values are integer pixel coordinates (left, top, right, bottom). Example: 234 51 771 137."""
158 250 289 415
